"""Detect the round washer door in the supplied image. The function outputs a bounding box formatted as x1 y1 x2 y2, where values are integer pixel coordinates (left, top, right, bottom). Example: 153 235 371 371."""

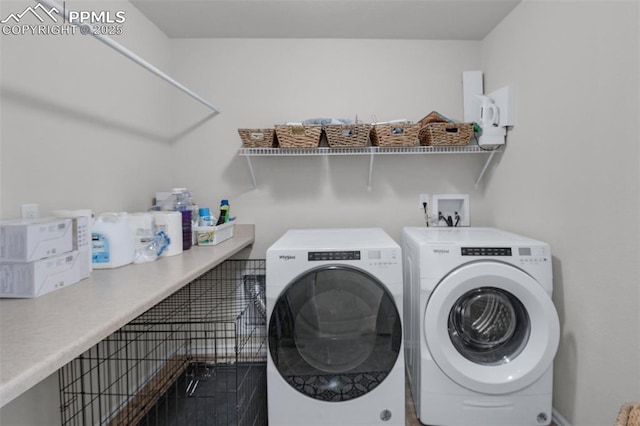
424 261 559 395
269 265 402 402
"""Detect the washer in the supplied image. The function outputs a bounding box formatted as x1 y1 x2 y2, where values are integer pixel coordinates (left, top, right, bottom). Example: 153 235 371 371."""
402 227 560 426
266 228 405 426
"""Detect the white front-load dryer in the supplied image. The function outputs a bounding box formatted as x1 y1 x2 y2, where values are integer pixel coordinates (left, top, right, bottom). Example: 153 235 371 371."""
267 228 405 426
402 227 560 426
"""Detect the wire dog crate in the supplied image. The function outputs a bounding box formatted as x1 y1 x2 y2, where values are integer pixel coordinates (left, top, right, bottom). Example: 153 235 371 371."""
59 260 267 426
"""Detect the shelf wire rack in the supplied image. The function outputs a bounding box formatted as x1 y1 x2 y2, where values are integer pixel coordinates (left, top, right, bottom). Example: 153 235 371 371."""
59 259 267 426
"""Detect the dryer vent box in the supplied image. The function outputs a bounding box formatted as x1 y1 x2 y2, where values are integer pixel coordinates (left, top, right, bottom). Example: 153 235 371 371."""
432 194 470 227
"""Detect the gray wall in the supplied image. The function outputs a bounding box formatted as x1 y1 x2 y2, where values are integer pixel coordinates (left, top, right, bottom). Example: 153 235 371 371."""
0 0 174 218
1 1 639 425
481 1 640 425
0 0 172 424
167 38 489 256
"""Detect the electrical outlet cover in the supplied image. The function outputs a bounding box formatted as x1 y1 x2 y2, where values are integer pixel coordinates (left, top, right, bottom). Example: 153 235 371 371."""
21 203 39 219
419 194 430 209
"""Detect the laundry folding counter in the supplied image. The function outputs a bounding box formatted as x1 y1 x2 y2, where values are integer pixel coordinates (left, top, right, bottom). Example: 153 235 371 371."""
0 224 255 409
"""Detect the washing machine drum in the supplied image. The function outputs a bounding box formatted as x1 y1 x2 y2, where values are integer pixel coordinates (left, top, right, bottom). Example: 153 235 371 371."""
424 261 560 395
269 265 402 402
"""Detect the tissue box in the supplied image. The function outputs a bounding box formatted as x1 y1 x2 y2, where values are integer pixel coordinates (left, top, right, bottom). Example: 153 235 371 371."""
0 217 73 262
0 250 81 298
194 222 235 246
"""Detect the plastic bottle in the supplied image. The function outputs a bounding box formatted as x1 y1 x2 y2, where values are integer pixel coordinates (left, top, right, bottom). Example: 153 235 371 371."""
91 212 135 269
170 188 196 250
215 200 230 226
171 188 187 211
198 207 214 226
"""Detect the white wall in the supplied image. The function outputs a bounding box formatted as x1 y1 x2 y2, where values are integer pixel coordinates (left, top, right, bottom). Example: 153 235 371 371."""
481 1 640 425
0 0 174 218
3 2 638 425
168 38 490 256
0 0 172 423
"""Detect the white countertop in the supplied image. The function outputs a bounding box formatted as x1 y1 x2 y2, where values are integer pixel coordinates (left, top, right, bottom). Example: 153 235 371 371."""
0 224 254 407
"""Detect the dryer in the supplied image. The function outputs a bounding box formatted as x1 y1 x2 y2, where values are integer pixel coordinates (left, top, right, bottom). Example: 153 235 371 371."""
267 228 405 426
402 227 559 426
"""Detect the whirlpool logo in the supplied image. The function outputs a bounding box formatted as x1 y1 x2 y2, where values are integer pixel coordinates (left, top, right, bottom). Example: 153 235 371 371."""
279 255 296 261
432 248 450 255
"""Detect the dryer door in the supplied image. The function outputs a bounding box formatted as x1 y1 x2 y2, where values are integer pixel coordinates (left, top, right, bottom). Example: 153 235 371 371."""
424 261 559 395
269 265 402 402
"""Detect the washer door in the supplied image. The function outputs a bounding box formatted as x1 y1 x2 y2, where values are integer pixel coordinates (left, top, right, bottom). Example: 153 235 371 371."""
424 261 559 395
269 265 402 402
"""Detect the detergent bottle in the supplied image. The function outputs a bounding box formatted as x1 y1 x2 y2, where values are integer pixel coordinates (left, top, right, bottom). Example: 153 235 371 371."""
215 200 230 226
91 212 135 269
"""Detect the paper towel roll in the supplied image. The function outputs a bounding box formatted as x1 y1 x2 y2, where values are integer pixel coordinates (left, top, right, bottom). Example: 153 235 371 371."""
129 213 154 247
152 211 183 257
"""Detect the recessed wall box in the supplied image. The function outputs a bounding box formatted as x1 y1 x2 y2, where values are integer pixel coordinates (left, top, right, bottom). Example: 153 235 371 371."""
432 194 470 227
0 217 73 262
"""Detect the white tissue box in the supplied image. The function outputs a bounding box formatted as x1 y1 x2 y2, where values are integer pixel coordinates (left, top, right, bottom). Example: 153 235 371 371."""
0 250 81 298
194 222 235 246
0 217 73 262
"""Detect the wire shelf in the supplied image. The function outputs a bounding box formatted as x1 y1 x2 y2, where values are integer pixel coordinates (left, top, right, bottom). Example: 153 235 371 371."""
238 145 503 190
238 145 501 156
59 260 266 426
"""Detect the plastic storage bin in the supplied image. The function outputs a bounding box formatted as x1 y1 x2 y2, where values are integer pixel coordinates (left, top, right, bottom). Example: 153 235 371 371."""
194 222 235 246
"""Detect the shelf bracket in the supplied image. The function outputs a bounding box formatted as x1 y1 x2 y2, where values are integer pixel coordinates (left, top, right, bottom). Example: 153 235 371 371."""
474 150 498 188
367 149 375 192
245 156 258 190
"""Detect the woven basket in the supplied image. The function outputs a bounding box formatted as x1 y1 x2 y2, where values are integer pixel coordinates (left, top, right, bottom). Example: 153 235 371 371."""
370 123 419 147
275 125 322 148
237 129 276 148
418 122 473 146
616 402 640 426
324 124 372 147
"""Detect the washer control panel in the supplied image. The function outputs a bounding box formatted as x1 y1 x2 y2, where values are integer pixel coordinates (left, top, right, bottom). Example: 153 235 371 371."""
308 251 361 261
461 247 512 256
307 249 400 268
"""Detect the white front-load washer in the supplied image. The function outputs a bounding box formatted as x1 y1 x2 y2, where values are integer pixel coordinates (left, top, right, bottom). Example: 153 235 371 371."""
402 227 560 426
266 228 405 426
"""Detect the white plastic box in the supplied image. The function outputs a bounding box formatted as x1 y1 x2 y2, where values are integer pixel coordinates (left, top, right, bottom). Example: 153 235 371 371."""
194 222 235 246
52 211 92 279
0 250 81 298
0 217 73 262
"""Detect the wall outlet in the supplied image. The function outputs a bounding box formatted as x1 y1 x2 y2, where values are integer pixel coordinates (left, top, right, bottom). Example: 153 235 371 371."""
21 203 39 219
418 194 430 209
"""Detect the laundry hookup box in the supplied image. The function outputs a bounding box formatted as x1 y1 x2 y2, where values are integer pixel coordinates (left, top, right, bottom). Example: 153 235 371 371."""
0 217 73 262
0 250 82 298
